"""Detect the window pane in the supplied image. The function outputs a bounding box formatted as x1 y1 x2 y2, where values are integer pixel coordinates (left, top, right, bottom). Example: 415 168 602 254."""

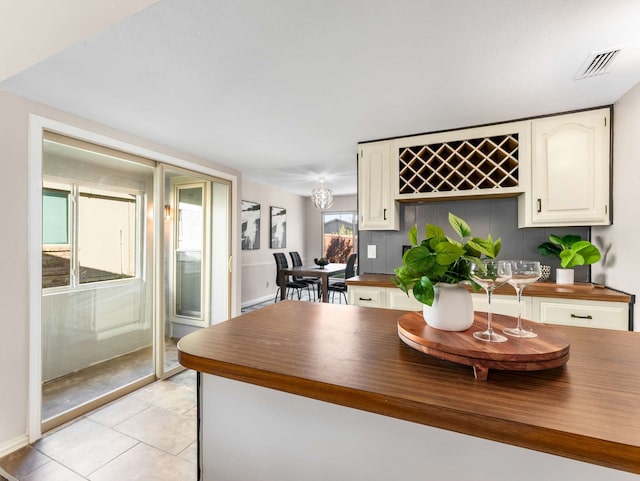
43 189 69 244
323 212 357 263
42 189 71 288
175 185 204 319
78 191 138 284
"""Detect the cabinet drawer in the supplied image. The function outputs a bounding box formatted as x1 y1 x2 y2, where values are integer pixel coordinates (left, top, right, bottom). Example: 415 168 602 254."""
347 286 386 308
538 299 628 331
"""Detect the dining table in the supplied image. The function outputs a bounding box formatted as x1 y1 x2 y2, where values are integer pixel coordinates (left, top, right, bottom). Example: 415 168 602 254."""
279 263 347 303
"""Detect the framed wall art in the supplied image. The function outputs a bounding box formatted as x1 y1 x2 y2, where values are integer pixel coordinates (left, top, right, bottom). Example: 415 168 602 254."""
241 200 261 250
270 206 286 249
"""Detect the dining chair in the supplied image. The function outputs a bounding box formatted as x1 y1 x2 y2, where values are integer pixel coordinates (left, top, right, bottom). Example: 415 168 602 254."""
328 253 358 304
289 251 321 301
273 253 309 302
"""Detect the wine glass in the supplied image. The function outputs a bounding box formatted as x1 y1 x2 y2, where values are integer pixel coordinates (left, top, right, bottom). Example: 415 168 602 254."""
503 260 541 338
470 260 512 342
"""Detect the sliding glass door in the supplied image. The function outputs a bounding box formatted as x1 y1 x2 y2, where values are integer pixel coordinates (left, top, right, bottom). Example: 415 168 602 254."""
41 133 155 430
39 132 232 433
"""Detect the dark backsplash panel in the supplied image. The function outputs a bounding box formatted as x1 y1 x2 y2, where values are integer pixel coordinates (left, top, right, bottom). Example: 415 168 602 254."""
358 197 591 283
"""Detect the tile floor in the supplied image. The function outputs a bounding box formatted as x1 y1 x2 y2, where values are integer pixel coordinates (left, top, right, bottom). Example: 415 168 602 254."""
1 293 337 481
0 370 197 481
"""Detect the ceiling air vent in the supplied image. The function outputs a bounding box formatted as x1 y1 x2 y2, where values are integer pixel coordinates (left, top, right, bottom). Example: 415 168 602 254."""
575 48 621 80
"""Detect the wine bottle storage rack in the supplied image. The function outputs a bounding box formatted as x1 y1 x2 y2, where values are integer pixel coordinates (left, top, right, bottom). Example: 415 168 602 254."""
398 133 520 195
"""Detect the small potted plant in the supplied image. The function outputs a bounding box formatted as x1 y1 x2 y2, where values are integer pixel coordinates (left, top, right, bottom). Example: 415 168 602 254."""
537 234 601 285
393 213 501 331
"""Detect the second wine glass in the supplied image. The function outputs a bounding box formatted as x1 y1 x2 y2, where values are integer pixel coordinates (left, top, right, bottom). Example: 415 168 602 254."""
470 260 512 343
503 260 541 338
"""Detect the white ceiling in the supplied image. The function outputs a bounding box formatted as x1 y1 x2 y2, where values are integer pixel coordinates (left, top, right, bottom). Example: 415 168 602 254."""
3 0 640 196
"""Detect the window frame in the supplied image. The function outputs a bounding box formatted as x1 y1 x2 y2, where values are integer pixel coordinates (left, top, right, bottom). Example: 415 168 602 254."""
321 210 358 263
42 178 146 294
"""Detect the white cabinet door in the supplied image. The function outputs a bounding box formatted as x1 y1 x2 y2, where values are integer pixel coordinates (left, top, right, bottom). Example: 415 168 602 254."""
519 108 611 227
387 288 423 311
358 141 399 230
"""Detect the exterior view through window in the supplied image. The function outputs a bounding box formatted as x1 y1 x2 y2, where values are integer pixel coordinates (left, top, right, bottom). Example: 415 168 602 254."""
322 212 358 263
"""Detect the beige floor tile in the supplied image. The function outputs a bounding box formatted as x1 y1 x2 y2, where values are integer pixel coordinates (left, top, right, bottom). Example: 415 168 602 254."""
88 395 151 428
0 446 49 479
34 418 138 476
20 460 86 481
131 380 196 414
88 442 195 481
114 405 196 456
177 442 198 465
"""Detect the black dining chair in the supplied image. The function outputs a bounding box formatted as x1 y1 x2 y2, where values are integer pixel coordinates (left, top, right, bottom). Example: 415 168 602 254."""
328 253 358 304
289 251 321 301
273 253 310 302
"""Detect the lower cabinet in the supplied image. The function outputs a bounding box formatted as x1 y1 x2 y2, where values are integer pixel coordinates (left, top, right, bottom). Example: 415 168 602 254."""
535 297 628 331
348 285 629 331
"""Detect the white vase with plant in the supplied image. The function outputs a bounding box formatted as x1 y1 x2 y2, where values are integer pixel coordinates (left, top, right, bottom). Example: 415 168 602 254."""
537 234 601 285
393 213 502 331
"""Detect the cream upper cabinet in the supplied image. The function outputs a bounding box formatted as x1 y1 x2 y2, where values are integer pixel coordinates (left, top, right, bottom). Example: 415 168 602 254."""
394 121 531 201
518 108 611 227
358 140 399 230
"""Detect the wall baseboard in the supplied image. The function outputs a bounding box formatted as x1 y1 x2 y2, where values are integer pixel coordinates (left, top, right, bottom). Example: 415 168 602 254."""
0 433 28 458
241 294 274 309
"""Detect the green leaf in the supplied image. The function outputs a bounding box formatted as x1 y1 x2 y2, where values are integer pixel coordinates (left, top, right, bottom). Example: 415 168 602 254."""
575 242 601 265
448 213 471 239
425 223 445 240
560 234 582 248
404 246 436 272
408 224 418 246
434 242 465 265
413 277 435 306
537 241 562 259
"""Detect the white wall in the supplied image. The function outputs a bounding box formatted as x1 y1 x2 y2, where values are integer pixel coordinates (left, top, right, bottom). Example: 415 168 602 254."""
592 81 640 330
240 179 309 306
0 89 241 454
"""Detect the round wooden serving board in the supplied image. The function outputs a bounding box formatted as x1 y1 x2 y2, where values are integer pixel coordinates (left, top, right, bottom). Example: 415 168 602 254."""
397 311 570 380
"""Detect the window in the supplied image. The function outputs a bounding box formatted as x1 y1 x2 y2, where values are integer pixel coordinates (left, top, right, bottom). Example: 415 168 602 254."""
322 212 358 263
42 182 143 289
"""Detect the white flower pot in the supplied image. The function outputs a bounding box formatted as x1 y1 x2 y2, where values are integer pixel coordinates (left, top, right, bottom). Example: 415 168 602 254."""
556 268 575 285
422 283 474 331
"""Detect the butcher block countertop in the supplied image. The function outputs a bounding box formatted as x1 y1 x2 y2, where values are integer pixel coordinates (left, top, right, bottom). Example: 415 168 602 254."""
178 301 640 474
346 273 632 303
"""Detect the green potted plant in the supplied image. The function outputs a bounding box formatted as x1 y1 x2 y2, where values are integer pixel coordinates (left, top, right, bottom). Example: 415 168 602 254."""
393 213 502 331
537 234 601 285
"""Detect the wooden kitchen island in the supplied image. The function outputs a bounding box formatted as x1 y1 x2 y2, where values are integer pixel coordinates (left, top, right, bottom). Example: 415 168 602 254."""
178 301 640 480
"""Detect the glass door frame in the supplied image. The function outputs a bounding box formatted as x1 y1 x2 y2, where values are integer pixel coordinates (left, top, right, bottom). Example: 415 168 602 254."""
28 115 238 442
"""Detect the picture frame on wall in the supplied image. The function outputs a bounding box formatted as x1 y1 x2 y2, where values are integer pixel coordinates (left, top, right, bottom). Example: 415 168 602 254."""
270 206 286 249
241 200 261 250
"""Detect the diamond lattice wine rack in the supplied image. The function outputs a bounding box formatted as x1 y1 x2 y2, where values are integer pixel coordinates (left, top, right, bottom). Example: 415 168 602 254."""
397 126 527 199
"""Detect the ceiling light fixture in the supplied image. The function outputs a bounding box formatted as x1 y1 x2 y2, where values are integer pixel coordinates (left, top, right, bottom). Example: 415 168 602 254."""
311 177 333 210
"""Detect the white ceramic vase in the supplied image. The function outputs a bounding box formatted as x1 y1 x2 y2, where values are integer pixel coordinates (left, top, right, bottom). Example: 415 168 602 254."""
422 283 474 331
556 268 575 285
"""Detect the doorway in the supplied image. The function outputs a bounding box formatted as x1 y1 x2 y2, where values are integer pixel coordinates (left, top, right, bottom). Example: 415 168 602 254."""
37 131 232 434
161 166 231 373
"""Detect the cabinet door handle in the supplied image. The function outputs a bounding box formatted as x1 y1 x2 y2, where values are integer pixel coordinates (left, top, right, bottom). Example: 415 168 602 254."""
537 199 542 213
571 314 593 319
383 208 387 220
359 297 373 301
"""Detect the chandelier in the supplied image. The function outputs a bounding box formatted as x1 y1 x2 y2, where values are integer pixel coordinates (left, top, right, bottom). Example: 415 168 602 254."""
311 177 333 210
